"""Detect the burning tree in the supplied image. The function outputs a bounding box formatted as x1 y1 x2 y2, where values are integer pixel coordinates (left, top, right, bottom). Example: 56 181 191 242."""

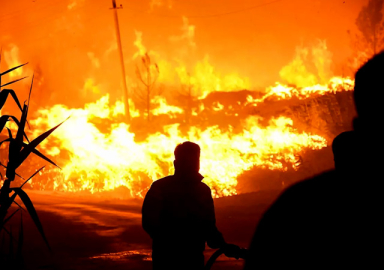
0 59 66 268
135 52 160 122
349 0 384 68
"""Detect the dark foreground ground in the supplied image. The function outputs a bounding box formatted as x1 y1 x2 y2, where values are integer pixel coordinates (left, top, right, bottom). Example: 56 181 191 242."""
5 189 283 270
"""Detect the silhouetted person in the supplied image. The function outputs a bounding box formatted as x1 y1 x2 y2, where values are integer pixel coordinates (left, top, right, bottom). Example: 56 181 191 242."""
142 141 239 270
332 131 358 172
244 52 384 269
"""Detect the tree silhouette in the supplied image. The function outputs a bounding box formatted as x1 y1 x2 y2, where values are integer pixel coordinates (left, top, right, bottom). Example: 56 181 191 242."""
349 0 384 68
135 53 160 122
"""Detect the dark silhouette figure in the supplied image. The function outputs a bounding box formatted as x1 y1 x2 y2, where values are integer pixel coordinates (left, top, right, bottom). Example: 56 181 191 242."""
244 52 384 269
332 131 358 172
142 141 239 270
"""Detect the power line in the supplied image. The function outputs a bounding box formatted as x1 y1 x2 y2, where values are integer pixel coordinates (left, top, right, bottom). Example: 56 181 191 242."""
130 0 285 19
189 0 284 18
0 0 285 46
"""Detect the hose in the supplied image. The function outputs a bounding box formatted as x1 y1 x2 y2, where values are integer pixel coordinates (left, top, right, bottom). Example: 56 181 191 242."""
204 247 248 270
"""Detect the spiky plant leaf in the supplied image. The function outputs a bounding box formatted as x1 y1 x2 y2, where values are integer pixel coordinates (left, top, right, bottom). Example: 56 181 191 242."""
0 115 29 142
0 77 27 88
24 75 34 130
6 104 28 180
0 63 28 77
2 227 17 244
0 209 19 231
14 117 68 169
20 166 45 189
30 148 59 169
15 103 28 152
7 139 59 169
27 74 33 107
0 163 25 181
6 127 13 139
12 201 26 212
0 115 10 133
7 146 17 181
0 138 11 148
0 192 18 220
11 188 50 250
21 142 59 169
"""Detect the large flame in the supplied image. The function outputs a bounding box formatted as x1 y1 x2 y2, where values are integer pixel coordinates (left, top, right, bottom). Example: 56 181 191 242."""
25 74 353 198
245 76 354 105
0 24 354 198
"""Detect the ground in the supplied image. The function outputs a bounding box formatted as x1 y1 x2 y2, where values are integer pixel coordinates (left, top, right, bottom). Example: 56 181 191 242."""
4 189 283 270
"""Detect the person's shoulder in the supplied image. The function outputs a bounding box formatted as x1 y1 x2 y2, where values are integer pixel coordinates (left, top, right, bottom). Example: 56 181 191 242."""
150 175 175 189
263 170 337 220
286 170 336 195
272 170 336 206
198 181 213 194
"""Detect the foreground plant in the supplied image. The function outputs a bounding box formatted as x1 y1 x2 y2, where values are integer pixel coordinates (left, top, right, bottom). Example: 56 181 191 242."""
0 54 67 268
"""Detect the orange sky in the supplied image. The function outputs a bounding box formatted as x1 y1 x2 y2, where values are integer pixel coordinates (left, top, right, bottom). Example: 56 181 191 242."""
0 0 367 107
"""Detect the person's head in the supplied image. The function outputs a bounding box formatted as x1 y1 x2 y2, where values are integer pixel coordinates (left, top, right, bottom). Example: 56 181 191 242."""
354 51 384 131
173 141 200 174
332 131 357 171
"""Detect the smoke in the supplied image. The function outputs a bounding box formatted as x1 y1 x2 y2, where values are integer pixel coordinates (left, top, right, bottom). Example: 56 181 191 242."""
83 78 101 97
130 22 250 98
3 44 23 78
311 40 333 83
132 31 148 59
67 0 85 10
149 0 173 10
279 40 333 87
87 52 100 68
169 17 196 48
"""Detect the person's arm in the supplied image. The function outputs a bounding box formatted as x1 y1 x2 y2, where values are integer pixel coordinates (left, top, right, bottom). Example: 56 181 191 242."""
201 185 226 249
142 182 162 239
202 186 242 258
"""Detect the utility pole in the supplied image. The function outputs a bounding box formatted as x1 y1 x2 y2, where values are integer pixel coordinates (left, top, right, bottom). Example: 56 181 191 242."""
111 0 130 121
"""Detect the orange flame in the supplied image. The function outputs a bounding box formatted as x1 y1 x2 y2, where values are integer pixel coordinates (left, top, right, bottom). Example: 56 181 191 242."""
28 82 340 197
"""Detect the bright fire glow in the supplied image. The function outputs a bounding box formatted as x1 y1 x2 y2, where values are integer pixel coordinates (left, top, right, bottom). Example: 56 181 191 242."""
0 17 355 198
24 75 354 198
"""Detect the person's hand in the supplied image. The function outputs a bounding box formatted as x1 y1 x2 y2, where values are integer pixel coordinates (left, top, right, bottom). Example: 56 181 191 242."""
223 243 241 259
